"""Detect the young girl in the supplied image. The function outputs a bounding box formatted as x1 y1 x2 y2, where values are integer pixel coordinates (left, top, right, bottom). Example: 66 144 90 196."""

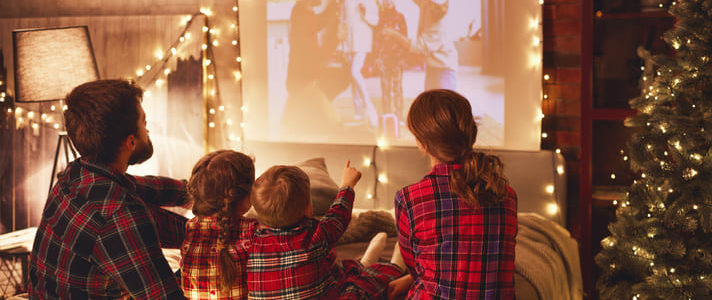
181 150 258 299
388 89 517 299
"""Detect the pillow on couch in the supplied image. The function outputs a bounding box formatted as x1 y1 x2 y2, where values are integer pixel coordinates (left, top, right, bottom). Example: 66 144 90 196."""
295 157 340 217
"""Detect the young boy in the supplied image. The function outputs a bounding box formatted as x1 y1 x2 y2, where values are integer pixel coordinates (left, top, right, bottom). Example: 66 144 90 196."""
245 161 404 299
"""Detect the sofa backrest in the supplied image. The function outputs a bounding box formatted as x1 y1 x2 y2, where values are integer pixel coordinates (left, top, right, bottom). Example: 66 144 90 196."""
244 141 567 226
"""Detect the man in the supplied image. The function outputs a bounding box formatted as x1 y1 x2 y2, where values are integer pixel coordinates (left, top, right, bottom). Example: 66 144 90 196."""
29 79 189 299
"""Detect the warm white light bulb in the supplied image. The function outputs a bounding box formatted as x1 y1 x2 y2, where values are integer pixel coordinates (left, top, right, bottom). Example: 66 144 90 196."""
545 203 559 216
378 174 388 183
545 184 554 194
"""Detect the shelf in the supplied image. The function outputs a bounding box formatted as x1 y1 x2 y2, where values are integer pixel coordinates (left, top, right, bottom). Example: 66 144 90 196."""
592 185 628 207
591 109 637 120
595 10 673 20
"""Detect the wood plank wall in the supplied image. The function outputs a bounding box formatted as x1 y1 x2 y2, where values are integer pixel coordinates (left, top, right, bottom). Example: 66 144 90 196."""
0 0 242 232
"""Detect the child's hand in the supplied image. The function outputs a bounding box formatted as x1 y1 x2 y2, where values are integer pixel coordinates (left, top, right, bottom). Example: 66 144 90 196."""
387 274 413 300
340 160 362 189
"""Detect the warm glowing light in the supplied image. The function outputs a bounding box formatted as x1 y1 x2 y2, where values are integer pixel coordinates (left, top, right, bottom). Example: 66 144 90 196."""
529 18 539 30
50 105 56 111
212 40 219 47
240 122 246 128
378 174 388 183
555 148 561 154
208 74 214 80
236 57 242 62
155 50 163 60
6 108 11 113
219 105 225 111
156 79 164 87
377 138 388 149
232 6 238 11
367 194 373 200
234 71 243 81
610 173 616 180
202 44 208 50
136 69 144 77
364 158 372 166
164 68 171 75
204 59 212 66
232 40 238 46
53 123 60 129
171 48 177 55
545 184 554 194
241 106 247 112
185 32 191 40
209 108 216 114
541 132 548 138
694 205 699 210
556 166 564 175
41 113 47 120
613 200 618 205
62 105 67 111
145 65 151 71
545 203 559 216
533 37 540 46
210 90 216 96
208 122 215 128
543 74 550 80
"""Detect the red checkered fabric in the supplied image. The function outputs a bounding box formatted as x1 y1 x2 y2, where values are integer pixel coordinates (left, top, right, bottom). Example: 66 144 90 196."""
29 159 188 299
395 163 518 299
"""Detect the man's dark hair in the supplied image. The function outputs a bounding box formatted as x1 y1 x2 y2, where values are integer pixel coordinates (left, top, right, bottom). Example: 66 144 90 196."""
64 79 143 164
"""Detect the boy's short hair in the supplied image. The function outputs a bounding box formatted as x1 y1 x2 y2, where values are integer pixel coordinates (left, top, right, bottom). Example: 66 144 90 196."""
251 165 311 228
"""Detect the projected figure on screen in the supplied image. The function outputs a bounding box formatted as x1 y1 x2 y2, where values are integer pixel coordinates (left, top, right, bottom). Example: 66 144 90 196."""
374 0 407 120
384 0 457 90
343 0 380 128
282 0 343 136
286 0 337 99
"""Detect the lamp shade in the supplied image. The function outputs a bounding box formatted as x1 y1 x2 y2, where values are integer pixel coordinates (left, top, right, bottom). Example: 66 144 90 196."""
13 26 99 103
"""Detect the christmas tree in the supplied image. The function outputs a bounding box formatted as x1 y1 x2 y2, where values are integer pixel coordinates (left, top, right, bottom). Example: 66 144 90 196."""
595 0 712 299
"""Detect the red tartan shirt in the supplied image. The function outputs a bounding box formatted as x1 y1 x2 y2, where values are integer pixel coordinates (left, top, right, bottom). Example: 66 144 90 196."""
181 216 259 300
395 163 517 299
29 159 189 299
245 188 354 299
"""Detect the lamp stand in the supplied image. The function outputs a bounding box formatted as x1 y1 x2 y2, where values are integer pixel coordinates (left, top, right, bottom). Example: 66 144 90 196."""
48 131 77 195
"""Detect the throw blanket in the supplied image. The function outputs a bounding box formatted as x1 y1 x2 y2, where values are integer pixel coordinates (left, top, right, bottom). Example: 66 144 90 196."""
515 213 583 300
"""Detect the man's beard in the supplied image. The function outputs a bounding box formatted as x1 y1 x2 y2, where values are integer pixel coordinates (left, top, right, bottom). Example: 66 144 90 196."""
128 136 154 165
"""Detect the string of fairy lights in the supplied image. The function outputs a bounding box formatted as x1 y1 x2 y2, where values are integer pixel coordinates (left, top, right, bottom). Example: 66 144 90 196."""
5 1 246 152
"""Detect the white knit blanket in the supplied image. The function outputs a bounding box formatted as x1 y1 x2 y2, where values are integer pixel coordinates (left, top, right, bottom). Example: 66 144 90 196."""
515 213 583 300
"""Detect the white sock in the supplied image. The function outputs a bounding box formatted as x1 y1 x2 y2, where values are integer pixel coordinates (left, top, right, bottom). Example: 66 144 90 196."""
361 232 388 267
390 242 406 272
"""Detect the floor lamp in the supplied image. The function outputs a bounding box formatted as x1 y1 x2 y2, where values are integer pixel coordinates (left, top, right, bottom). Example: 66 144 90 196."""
12 26 99 195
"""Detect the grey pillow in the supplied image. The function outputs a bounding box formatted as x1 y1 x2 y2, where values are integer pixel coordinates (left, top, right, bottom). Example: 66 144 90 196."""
296 157 340 217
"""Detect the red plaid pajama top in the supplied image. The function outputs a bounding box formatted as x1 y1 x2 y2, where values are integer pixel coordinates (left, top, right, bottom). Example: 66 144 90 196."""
181 216 259 299
29 159 189 299
246 188 402 299
395 163 517 299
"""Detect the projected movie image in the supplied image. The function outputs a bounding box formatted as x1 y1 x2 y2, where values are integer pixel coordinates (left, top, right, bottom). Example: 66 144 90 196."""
266 0 505 146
